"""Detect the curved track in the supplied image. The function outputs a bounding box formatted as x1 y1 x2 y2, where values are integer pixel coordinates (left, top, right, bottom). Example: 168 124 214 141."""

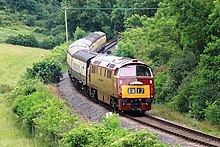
63 36 220 146
122 113 220 147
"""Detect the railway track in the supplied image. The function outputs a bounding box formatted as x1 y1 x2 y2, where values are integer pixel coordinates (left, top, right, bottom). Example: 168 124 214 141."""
122 113 220 147
99 34 121 54
68 77 220 146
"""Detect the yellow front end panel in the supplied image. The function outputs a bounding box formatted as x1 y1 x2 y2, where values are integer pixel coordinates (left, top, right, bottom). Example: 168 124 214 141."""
122 85 150 98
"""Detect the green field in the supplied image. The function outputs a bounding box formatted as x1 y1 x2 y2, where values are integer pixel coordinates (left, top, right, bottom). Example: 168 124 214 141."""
0 25 47 43
0 44 50 146
0 43 50 86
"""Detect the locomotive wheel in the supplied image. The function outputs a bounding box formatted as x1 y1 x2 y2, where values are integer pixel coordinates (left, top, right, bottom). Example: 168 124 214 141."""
113 103 119 113
90 88 98 101
111 97 120 113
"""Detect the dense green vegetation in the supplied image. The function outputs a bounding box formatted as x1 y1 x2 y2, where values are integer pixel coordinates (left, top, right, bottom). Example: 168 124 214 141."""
0 0 64 49
5 41 166 146
113 0 220 125
62 0 162 38
0 44 50 146
1 0 220 145
0 0 161 45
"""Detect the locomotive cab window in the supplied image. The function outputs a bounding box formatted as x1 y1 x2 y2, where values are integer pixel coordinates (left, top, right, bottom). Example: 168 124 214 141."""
119 65 152 77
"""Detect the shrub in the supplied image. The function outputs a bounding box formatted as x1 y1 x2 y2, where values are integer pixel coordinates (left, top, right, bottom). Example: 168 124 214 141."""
39 36 62 50
154 72 169 103
61 114 166 147
8 78 43 101
205 101 220 125
113 41 135 58
33 100 79 142
73 26 87 41
12 91 53 123
26 57 62 84
6 34 38 47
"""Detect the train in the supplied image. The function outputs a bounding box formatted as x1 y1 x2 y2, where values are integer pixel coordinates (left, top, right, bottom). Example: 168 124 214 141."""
67 31 154 113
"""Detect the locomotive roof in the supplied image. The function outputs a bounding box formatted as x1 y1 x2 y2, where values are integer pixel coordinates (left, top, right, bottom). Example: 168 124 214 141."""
91 54 146 70
72 49 98 63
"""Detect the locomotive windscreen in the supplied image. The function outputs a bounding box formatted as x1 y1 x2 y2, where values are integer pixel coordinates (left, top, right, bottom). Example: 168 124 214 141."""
119 65 152 77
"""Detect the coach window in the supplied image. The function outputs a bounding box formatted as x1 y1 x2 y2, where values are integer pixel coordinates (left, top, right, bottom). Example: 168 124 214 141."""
107 70 112 79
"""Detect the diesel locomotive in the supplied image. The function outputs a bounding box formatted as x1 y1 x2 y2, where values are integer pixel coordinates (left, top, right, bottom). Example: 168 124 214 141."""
67 32 154 113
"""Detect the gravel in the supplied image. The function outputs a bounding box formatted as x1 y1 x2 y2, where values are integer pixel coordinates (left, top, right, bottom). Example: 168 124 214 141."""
58 73 203 147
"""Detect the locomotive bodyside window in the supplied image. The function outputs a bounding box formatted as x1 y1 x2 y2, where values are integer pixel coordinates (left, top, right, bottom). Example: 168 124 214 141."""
100 68 102 75
107 70 112 79
92 66 96 74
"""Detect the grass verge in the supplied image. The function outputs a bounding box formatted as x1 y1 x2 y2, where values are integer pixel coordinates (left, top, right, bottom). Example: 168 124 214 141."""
0 93 47 147
149 104 220 137
0 43 50 146
0 43 50 86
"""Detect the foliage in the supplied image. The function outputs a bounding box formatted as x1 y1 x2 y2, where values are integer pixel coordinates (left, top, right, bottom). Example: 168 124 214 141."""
26 57 62 84
8 78 44 102
61 114 166 147
11 79 79 144
111 0 162 32
12 91 54 123
1 0 64 46
6 34 38 47
10 79 165 146
39 36 64 49
51 41 72 65
154 72 169 103
188 37 220 120
113 40 135 58
73 26 88 41
61 0 161 38
205 101 220 125
114 0 220 125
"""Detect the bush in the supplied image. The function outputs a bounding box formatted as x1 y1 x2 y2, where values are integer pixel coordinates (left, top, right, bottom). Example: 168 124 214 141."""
8 78 43 101
73 26 87 41
205 101 220 125
26 57 62 84
6 34 38 47
39 36 62 50
113 41 135 58
154 72 169 103
61 114 166 147
12 91 54 123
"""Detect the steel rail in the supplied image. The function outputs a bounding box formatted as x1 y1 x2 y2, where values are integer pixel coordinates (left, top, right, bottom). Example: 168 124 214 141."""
122 113 220 147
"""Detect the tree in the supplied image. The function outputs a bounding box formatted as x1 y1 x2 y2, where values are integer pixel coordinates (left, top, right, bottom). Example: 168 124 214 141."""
160 0 214 55
111 0 161 32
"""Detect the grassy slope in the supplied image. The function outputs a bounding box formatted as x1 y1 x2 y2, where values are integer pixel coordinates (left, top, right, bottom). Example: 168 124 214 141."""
0 25 47 43
149 104 220 137
0 44 50 146
0 43 50 86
